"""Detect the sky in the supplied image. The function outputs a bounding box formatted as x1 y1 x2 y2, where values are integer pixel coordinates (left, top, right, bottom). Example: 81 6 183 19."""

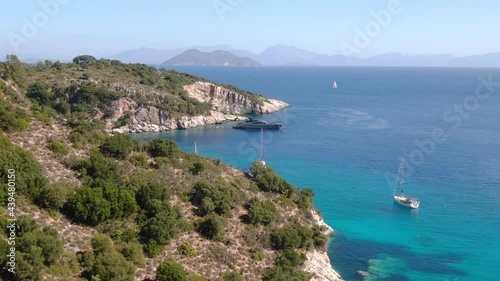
1 0 499 60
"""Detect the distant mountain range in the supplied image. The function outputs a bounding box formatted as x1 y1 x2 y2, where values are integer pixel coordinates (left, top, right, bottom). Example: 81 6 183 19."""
160 49 260 66
111 45 500 68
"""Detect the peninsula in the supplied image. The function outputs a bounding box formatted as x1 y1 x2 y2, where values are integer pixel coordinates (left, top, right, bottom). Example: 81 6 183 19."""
0 55 343 281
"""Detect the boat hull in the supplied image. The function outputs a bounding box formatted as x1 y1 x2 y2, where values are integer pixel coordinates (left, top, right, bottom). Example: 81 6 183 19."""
394 195 419 209
232 124 283 129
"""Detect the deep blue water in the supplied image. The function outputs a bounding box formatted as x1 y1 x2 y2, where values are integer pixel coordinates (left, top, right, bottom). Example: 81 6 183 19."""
132 66 500 281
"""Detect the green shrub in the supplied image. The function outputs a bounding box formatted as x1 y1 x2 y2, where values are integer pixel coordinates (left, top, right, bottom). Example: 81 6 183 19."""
191 181 241 216
48 140 69 155
148 138 180 158
275 249 306 267
0 100 30 131
297 188 314 209
187 273 207 281
100 134 133 159
143 239 164 258
247 199 277 225
250 248 264 261
82 234 135 281
223 272 244 281
250 161 295 197
270 223 314 250
130 152 148 167
37 183 68 210
177 241 197 257
122 241 145 267
156 260 186 281
64 186 111 225
140 209 179 245
0 145 47 202
262 266 310 281
190 161 206 175
196 214 226 241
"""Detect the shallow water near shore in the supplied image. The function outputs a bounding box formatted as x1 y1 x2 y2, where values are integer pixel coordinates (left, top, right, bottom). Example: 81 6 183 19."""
132 66 500 281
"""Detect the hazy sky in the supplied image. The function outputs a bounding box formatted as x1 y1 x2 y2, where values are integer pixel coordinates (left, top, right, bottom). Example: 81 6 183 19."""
1 0 499 60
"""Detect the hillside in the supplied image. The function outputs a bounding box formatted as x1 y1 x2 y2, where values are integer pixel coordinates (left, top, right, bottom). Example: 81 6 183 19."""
161 49 261 66
0 55 342 281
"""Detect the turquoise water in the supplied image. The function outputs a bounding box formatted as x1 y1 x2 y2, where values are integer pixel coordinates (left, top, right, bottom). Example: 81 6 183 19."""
133 66 500 281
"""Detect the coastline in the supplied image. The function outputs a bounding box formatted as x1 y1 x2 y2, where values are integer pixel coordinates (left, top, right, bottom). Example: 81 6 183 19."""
303 210 344 281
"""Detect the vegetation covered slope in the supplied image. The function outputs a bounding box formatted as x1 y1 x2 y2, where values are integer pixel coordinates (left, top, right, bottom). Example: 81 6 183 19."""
0 55 334 281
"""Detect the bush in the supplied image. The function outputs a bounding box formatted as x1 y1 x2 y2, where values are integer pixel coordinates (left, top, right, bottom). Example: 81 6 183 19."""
82 234 135 281
223 272 244 281
140 209 179 245
262 266 310 281
0 99 30 131
48 140 70 155
130 152 148 167
297 188 314 209
250 161 295 197
122 241 145 267
250 248 264 261
247 199 277 225
177 241 197 257
0 144 47 203
156 260 186 281
187 273 207 281
37 183 68 210
100 134 133 159
270 223 314 250
148 138 180 158
191 181 241 216
196 214 226 241
275 249 306 267
190 161 206 175
64 186 111 225
143 239 164 258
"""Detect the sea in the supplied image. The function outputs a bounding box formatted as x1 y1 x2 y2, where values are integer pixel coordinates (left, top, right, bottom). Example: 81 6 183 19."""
131 66 500 281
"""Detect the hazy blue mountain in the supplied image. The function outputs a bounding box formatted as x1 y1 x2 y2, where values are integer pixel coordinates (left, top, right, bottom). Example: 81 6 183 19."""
257 45 350 66
160 49 260 66
451 52 500 68
112 45 500 67
356 53 456 67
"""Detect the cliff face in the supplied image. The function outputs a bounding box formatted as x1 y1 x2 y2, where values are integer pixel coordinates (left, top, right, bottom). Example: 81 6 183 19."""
111 82 290 133
302 210 344 281
183 82 290 115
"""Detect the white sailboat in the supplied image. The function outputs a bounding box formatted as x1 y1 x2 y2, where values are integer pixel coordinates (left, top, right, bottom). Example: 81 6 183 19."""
258 128 266 166
194 142 198 155
332 81 338 89
393 150 420 209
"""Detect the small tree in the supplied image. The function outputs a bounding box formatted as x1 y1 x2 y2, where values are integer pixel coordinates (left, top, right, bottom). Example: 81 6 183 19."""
100 134 134 159
156 260 186 281
223 272 244 281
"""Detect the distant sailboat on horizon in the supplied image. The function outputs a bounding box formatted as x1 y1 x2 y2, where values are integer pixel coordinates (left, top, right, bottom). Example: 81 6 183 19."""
332 81 338 89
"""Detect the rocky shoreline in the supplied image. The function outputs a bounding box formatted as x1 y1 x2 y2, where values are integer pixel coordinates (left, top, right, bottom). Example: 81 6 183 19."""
109 81 291 134
302 210 344 281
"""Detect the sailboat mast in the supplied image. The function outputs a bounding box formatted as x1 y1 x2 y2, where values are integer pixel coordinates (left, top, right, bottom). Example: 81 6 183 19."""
260 128 264 160
400 150 405 194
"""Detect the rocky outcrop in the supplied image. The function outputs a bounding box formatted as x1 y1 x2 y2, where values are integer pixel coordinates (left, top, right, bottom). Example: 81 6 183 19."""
302 210 344 281
183 82 290 114
110 82 290 133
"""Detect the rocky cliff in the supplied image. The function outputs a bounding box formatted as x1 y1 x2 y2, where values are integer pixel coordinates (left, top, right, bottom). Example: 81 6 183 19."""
111 82 290 133
302 210 344 281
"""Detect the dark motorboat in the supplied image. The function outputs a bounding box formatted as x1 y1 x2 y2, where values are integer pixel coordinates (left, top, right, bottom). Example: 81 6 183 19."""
232 119 284 129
